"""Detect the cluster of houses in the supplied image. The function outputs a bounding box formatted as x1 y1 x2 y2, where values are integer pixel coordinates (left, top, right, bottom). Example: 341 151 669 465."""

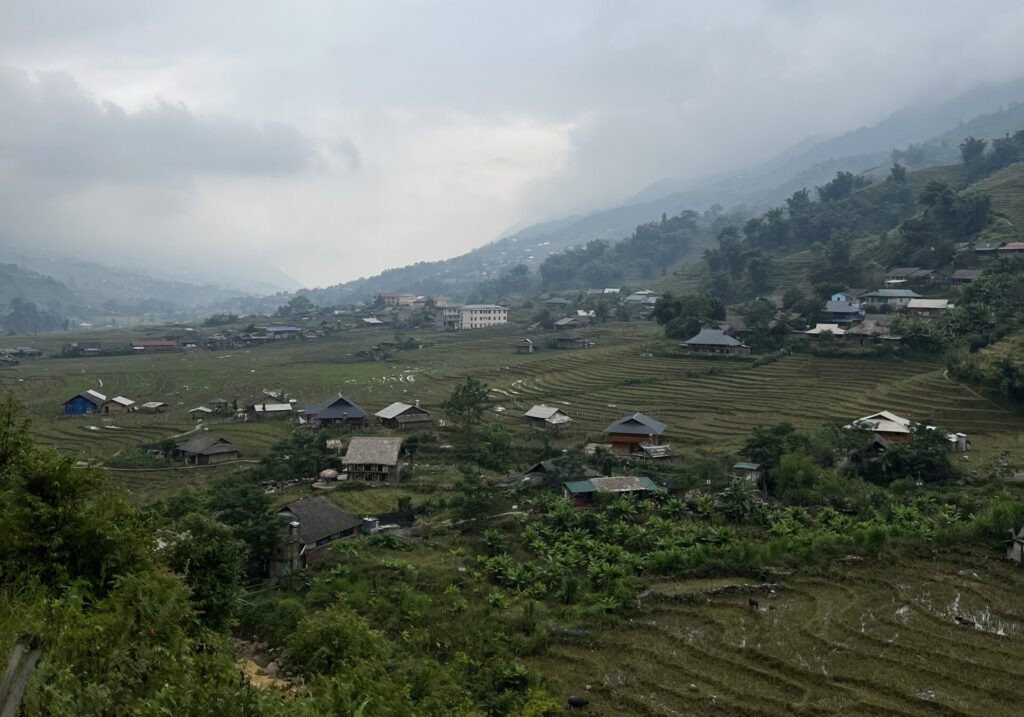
63 390 168 416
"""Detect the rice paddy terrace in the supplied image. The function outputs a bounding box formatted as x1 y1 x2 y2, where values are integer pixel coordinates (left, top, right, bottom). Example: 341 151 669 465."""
3 320 1024 477
531 547 1024 716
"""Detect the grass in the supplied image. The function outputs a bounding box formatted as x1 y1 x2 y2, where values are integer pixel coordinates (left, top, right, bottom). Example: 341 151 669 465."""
530 546 1024 716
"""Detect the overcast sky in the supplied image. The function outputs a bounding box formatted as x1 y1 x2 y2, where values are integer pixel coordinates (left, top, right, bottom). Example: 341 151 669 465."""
2 1 1024 288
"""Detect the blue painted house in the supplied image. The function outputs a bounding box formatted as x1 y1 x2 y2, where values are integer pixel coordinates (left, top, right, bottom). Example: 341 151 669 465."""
64 389 107 415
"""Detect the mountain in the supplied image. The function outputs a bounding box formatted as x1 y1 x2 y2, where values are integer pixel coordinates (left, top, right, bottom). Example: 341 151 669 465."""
299 80 1024 305
0 263 76 312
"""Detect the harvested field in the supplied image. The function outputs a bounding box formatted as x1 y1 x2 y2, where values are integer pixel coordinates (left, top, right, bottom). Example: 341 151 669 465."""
532 548 1024 716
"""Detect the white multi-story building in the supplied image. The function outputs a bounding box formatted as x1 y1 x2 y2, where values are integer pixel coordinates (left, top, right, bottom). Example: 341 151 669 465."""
441 304 509 330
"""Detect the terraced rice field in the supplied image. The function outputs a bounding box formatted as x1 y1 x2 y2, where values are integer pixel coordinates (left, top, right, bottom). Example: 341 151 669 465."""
532 548 1024 716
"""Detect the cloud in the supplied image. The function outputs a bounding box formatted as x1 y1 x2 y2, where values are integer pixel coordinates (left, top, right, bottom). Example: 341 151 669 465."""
0 66 320 184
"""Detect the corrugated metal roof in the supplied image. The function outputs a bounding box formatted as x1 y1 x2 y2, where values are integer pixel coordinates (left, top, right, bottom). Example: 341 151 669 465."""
524 405 567 420
278 496 362 545
733 462 762 471
605 413 667 436
683 329 744 346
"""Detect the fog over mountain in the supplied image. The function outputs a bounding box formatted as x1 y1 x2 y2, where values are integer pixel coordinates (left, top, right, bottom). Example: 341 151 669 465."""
2 1 1024 287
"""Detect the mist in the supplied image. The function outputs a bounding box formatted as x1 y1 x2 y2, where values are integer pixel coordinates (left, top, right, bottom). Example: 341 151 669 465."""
2 0 1024 288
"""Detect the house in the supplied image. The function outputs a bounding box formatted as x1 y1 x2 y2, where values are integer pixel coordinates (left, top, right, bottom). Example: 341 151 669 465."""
100 396 136 414
860 289 922 308
172 433 240 464
272 496 364 575
375 401 432 430
847 411 970 452
949 269 983 285
501 458 604 489
906 298 951 318
140 401 169 413
680 328 751 356
131 339 178 353
562 476 665 508
732 462 765 485
523 404 572 429
544 298 572 309
373 292 416 307
974 240 1006 258
64 389 106 415
623 290 657 305
554 316 590 331
804 323 846 341
604 413 667 454
342 437 406 484
261 326 302 340
514 338 536 354
361 317 385 327
62 340 101 356
208 398 229 413
305 393 368 428
188 406 214 418
245 400 294 420
824 293 865 324
845 314 902 347
998 241 1024 255
447 304 509 330
554 334 593 350
884 267 935 286
12 347 42 358
1006 527 1024 565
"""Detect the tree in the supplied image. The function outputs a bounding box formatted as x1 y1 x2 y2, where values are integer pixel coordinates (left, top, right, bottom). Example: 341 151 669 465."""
162 513 247 629
442 377 491 445
275 294 315 318
959 136 987 166
449 467 499 531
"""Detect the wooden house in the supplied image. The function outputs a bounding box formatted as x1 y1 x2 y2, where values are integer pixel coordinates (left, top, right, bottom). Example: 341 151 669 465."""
188 406 214 419
375 401 432 430
563 476 665 508
342 437 405 484
554 334 593 350
523 404 572 429
732 461 765 485
949 269 983 285
514 338 536 354
208 398 229 413
305 393 368 428
172 433 239 465
271 497 363 575
860 289 921 308
680 328 750 356
140 401 169 413
604 413 667 454
906 298 951 318
100 396 136 414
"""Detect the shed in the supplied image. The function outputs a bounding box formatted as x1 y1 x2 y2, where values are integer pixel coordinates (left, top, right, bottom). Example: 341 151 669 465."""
100 396 136 414
515 338 536 354
342 437 406 484
375 401 432 429
604 413 667 454
140 401 168 413
188 406 214 418
732 462 765 484
635 443 675 460
64 389 107 416
563 475 664 507
523 405 572 429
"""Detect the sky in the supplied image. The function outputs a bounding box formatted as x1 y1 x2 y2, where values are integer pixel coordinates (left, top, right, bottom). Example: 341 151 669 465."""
2 1 1024 289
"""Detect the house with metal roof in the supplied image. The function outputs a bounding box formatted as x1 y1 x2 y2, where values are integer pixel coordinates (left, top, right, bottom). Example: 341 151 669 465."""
140 401 168 413
63 389 107 415
906 298 952 317
563 475 665 507
342 437 406 484
375 401 432 430
604 413 667 454
172 433 239 465
272 496 364 575
523 404 572 429
949 269 983 285
824 293 865 324
100 396 136 414
680 328 751 356
998 241 1024 255
860 289 922 307
305 393 368 428
732 461 765 485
